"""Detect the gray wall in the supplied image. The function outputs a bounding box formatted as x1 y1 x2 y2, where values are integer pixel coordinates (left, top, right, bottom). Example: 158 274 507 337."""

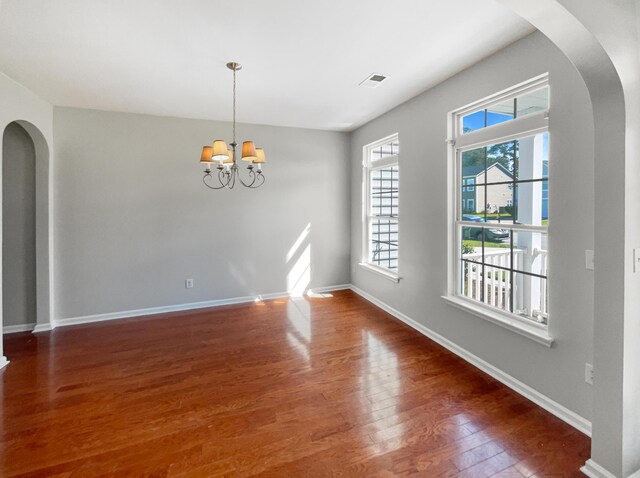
350 32 595 420
2 122 37 327
53 108 350 319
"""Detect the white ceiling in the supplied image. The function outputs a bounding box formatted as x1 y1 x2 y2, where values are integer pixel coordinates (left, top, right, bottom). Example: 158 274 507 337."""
0 0 533 131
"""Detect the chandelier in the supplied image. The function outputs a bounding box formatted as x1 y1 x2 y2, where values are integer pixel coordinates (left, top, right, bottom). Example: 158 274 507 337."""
199 62 265 189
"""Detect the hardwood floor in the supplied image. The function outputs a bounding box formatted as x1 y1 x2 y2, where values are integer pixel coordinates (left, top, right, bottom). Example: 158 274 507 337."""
1 290 589 477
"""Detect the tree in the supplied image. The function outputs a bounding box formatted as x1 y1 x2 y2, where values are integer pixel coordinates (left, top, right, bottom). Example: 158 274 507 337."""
461 140 517 173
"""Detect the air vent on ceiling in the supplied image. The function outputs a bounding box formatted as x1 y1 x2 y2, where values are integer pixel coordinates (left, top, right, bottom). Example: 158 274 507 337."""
359 72 388 88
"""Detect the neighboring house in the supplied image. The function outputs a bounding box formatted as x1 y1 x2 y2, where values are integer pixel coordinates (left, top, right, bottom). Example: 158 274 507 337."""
462 162 513 213
462 160 549 219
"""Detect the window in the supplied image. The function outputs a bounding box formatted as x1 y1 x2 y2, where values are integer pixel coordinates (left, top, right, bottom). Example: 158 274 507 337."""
461 85 549 134
362 134 400 280
467 199 475 211
448 75 550 334
463 177 476 191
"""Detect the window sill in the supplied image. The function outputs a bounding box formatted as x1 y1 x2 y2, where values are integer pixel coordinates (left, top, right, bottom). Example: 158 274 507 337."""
358 263 401 283
441 295 554 347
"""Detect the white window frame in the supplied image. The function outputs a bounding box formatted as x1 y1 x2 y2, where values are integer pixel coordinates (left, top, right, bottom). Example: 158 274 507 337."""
360 133 400 282
444 74 553 346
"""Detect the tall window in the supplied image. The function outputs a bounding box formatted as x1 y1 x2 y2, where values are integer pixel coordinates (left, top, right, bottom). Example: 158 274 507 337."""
449 75 550 327
362 134 400 279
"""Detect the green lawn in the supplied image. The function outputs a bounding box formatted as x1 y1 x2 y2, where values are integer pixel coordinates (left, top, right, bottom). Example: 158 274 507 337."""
484 213 512 221
463 240 510 249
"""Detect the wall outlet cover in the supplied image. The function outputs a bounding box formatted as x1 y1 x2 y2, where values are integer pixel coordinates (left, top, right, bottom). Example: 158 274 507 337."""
585 363 594 385
585 250 595 271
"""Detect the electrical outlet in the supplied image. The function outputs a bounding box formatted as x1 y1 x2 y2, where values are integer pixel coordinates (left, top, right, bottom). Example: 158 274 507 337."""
185 279 194 289
585 250 595 271
585 363 594 385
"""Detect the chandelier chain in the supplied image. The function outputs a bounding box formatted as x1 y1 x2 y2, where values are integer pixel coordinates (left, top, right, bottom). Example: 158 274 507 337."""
232 67 236 145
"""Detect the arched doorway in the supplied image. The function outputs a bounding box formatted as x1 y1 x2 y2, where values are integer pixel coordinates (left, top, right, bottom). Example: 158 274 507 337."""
1 120 53 345
2 122 37 331
497 2 638 476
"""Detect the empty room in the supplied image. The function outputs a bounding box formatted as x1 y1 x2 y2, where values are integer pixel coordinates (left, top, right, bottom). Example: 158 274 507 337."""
1 1 639 477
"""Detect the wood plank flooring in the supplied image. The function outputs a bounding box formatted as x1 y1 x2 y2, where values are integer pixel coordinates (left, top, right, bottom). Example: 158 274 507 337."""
1 290 589 477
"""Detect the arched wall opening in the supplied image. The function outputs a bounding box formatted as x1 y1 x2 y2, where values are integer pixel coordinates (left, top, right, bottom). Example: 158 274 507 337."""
498 1 639 476
1 119 53 348
2 122 37 330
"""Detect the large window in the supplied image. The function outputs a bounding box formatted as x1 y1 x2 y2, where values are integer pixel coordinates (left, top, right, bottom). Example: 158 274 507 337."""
362 134 400 280
448 75 550 330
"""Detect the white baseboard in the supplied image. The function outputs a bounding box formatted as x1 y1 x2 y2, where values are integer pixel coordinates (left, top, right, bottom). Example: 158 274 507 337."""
32 323 55 333
349 284 592 437
54 284 351 328
581 459 617 478
307 285 351 294
3 323 36 334
0 356 9 370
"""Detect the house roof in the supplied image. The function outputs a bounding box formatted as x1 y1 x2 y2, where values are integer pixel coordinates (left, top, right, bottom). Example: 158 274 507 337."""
463 162 514 179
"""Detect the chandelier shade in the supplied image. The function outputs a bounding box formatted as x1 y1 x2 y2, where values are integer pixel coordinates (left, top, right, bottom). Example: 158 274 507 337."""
211 140 230 161
199 62 266 190
241 141 257 161
200 146 214 163
253 148 266 164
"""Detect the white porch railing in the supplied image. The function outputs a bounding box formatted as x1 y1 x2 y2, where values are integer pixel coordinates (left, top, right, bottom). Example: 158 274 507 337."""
462 248 548 321
536 248 549 318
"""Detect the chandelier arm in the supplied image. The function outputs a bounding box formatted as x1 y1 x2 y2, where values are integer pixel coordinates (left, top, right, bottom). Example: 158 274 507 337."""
226 166 237 189
202 170 229 190
222 168 233 186
237 167 257 188
237 168 266 189
250 172 265 189
220 168 235 189
220 169 233 188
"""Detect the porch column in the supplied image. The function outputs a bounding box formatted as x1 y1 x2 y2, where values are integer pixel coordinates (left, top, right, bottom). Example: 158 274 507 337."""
516 135 544 317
